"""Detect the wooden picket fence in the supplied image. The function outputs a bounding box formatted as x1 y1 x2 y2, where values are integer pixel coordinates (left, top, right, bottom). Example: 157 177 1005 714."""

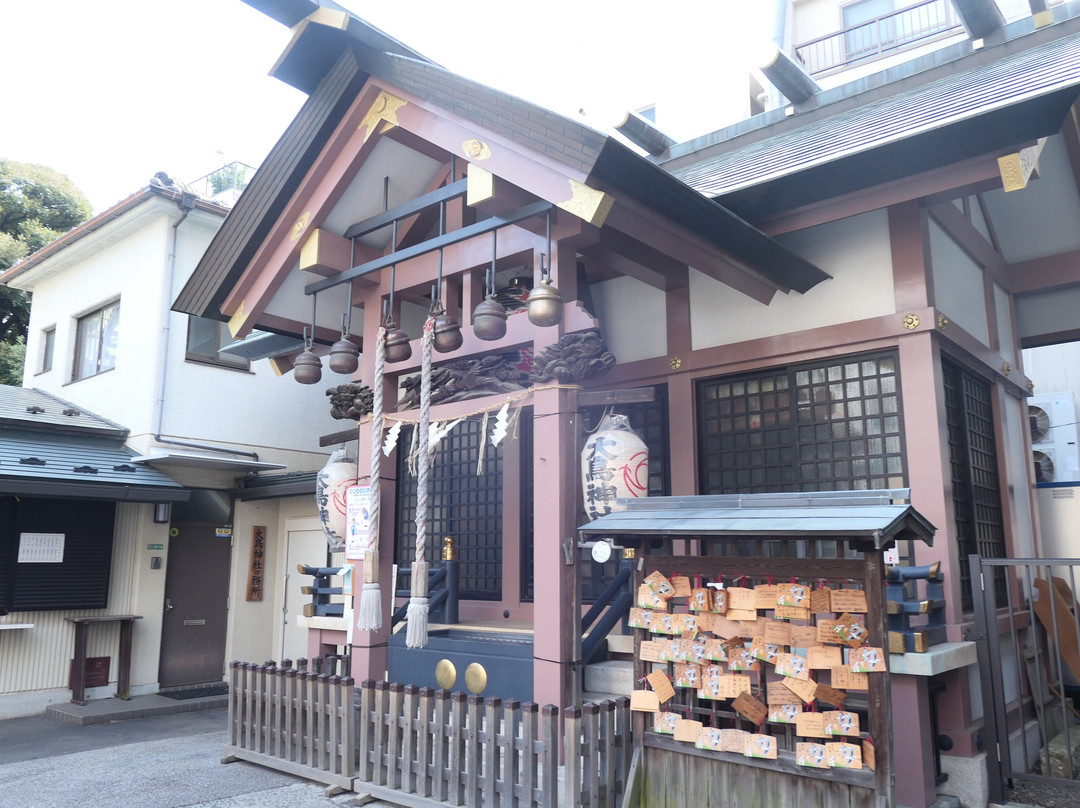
222 660 355 792
222 660 633 807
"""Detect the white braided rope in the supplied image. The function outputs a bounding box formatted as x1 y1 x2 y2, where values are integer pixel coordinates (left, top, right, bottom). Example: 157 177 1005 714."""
415 316 434 563
369 325 385 551
356 326 386 631
406 315 435 648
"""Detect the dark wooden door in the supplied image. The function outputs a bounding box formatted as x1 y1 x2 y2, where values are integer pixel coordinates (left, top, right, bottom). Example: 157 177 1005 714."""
158 522 231 687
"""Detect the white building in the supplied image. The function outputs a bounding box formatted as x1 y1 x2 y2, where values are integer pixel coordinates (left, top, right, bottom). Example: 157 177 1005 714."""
0 174 347 718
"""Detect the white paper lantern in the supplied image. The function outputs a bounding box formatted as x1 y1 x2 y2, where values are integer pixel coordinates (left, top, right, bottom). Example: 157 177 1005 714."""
581 412 649 521
317 447 357 551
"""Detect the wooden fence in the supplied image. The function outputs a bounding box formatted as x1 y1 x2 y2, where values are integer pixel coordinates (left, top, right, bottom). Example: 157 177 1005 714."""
222 660 633 807
222 660 356 793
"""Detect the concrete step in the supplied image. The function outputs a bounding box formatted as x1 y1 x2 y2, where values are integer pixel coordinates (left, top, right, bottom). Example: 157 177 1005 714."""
584 659 633 697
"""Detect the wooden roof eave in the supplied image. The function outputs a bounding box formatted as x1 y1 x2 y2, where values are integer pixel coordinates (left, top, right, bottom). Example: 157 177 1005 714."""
174 44 372 321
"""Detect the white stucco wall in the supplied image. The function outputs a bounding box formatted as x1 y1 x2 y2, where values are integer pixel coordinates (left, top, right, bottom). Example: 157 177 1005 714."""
590 276 667 363
18 194 339 472
929 218 990 346
691 209 895 350
994 283 1015 363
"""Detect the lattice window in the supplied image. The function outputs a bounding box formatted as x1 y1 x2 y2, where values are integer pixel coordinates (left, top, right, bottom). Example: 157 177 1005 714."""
697 352 905 495
943 358 1007 610
395 420 503 600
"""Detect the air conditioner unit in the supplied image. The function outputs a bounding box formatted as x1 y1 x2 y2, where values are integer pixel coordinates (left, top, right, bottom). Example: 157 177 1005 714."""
1030 394 1080 483
1033 448 1056 483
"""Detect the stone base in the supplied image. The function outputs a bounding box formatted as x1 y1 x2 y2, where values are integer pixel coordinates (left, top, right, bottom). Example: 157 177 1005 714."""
1041 727 1080 779
938 751 988 808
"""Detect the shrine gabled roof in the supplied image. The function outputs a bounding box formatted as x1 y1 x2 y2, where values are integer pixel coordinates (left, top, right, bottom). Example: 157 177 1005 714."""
665 23 1080 222
174 6 830 322
579 491 935 549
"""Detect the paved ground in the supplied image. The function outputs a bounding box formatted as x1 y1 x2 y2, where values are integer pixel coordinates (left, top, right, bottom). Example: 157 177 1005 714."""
0 707 390 808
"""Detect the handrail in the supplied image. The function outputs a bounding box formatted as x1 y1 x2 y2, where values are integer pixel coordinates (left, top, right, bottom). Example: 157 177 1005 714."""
581 557 636 665
794 0 961 75
582 565 633 633
391 561 456 629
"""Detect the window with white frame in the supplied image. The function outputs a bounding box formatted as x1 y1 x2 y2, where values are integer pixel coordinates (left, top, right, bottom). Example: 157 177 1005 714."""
186 316 249 370
72 301 119 381
40 326 55 373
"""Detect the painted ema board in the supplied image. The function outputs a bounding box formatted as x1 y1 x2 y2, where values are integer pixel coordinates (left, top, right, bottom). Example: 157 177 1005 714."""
18 533 65 563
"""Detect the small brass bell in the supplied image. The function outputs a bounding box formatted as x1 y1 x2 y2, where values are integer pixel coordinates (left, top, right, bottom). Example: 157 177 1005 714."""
293 347 322 384
328 337 359 374
383 319 412 363
472 296 507 341
432 311 464 353
527 277 563 327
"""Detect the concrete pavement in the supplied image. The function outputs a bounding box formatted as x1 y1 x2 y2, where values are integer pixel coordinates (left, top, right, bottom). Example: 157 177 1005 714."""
0 706 391 808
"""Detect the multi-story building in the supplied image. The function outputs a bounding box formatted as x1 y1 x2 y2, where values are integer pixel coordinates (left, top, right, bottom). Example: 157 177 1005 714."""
0 171 344 718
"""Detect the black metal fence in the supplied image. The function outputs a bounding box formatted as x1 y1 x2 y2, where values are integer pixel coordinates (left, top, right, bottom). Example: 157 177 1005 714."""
970 555 1080 801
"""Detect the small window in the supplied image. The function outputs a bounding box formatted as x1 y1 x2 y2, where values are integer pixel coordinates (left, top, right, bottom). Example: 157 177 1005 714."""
40 327 55 373
72 301 119 381
186 316 249 370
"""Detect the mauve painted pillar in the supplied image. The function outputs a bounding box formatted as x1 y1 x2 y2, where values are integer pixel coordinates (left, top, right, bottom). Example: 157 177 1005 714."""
348 297 395 681
531 385 579 710
892 674 936 808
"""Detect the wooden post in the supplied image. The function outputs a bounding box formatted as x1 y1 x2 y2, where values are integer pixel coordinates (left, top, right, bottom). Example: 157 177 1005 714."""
465 695 483 808
449 691 467 805
432 689 450 801
616 696 632 796
388 683 404 790
563 706 582 808
403 684 419 793
418 686 435 797
502 699 520 808
284 668 297 762
582 703 599 807
521 702 538 807
374 681 390 786
540 705 559 808
483 696 501 807
342 676 356 778
600 700 616 804
531 385 579 713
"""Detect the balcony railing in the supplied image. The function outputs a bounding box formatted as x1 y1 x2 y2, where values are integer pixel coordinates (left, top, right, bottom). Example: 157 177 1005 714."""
795 0 963 76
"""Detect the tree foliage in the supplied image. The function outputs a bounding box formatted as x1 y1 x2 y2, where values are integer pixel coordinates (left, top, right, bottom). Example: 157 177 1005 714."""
0 337 25 386
0 160 91 349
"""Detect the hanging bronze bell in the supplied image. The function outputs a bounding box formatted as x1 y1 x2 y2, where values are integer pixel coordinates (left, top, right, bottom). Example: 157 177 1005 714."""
293 348 323 384
472 296 508 341
328 337 360 374
384 322 412 363
526 277 563 327
432 311 464 353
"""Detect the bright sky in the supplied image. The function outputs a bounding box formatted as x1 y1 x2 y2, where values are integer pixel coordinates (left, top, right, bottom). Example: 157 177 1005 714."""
0 1 773 214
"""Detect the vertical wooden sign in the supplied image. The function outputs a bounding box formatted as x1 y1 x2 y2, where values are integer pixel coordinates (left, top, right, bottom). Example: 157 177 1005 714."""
246 525 266 601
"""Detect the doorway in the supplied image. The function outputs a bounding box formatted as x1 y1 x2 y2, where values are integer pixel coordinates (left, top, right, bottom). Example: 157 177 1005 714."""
279 518 331 662
158 521 232 687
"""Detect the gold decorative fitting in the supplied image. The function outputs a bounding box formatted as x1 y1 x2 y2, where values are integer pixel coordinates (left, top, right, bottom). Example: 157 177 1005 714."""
902 313 920 330
435 659 457 690
465 662 487 694
937 314 948 330
1027 381 1035 393
1002 362 1011 376
442 536 457 561
462 138 492 160
359 90 407 143
669 356 682 370
622 547 636 560
290 211 311 242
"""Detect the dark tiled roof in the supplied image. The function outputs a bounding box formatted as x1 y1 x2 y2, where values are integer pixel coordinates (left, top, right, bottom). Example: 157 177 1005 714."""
0 387 127 437
0 432 180 491
668 31 1080 220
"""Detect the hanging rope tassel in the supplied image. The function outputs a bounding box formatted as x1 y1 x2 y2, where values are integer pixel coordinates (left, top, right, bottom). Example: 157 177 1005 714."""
357 326 387 631
406 315 435 649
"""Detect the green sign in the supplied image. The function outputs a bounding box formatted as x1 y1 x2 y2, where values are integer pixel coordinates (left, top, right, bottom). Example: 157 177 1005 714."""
147 544 164 550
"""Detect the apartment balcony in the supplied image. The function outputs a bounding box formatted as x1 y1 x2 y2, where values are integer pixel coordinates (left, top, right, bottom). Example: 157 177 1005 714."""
795 0 964 76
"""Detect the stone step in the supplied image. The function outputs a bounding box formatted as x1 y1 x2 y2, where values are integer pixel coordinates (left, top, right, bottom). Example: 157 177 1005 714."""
584 659 634 696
